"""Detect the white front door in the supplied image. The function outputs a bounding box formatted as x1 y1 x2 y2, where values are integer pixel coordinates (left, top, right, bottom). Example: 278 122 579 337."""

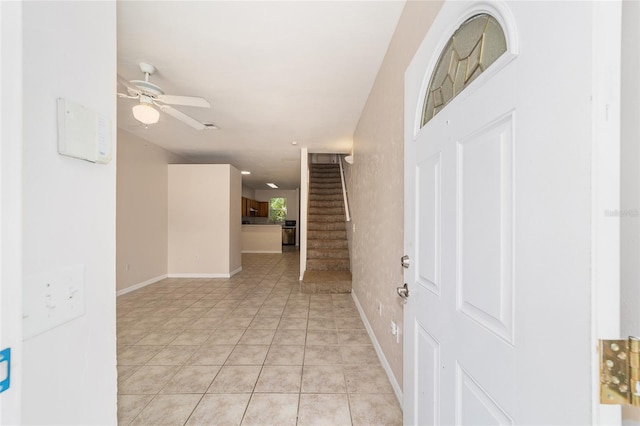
403 1 621 424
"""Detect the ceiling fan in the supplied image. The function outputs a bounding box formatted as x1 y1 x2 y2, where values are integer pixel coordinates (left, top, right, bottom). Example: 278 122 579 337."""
117 62 216 130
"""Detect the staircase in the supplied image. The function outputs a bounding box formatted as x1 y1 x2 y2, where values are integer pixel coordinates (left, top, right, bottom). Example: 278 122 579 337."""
302 163 352 293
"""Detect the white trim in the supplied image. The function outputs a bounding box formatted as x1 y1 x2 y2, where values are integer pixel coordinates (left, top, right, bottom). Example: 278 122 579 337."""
116 274 167 297
117 266 244 296
299 147 309 281
351 290 403 407
590 1 622 424
241 250 282 254
167 273 234 279
338 156 351 222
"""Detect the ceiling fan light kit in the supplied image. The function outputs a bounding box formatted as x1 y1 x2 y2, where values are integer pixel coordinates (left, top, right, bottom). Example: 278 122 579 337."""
118 62 211 129
132 103 159 124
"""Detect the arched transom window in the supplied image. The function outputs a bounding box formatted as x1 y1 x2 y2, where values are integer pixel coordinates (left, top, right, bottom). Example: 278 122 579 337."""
422 13 507 126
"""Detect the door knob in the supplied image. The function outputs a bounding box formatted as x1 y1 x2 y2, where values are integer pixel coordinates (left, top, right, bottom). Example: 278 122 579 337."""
397 283 409 300
401 255 410 268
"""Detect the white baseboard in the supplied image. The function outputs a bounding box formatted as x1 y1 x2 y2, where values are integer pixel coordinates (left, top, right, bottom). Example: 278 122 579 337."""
351 290 403 408
241 250 282 254
116 274 167 297
230 266 242 277
167 273 232 278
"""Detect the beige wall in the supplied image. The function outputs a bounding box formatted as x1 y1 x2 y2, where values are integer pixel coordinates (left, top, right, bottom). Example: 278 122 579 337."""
168 164 241 276
116 130 188 293
241 225 283 253
350 0 442 389
242 185 256 199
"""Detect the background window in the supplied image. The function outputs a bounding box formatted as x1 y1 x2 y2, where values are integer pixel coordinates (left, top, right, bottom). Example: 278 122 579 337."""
269 197 287 222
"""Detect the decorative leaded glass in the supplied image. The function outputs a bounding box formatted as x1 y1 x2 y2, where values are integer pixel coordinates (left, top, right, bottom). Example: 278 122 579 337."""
421 14 507 126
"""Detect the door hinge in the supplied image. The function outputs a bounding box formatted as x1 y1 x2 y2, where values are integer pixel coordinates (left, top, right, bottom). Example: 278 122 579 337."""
600 337 640 406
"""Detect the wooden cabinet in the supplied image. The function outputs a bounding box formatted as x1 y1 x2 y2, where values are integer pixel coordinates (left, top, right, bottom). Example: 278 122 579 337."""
258 202 269 218
241 197 269 217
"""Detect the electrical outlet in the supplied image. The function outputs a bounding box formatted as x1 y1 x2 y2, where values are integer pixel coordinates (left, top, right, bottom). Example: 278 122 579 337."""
125 263 130 272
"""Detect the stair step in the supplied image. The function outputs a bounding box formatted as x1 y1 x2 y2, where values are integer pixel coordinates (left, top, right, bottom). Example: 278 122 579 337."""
310 176 341 182
306 258 351 271
310 170 340 175
310 188 343 195
309 200 344 208
308 248 350 259
309 194 343 202
309 208 344 216
310 182 342 189
308 214 345 222
310 177 342 183
308 222 345 231
301 270 352 294
310 169 341 174
308 230 346 240
308 239 348 249
310 164 340 169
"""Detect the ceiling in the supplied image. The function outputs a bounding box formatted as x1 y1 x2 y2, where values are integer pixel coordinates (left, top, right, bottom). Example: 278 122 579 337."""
117 1 405 189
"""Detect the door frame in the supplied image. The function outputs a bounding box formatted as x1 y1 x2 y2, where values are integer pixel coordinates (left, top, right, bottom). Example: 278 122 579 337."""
0 1 23 424
591 1 622 423
403 1 622 423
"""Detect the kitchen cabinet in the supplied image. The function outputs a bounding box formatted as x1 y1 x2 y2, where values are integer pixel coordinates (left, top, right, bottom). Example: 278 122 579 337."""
258 202 269 218
241 197 269 217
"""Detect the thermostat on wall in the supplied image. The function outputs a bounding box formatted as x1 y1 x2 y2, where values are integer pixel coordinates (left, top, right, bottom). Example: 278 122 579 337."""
57 97 112 164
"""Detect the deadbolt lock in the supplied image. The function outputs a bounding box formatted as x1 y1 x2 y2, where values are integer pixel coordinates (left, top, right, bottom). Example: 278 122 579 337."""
401 255 410 269
600 337 640 407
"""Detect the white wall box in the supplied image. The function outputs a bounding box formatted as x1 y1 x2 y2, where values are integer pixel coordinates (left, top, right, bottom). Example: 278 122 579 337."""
57 97 112 164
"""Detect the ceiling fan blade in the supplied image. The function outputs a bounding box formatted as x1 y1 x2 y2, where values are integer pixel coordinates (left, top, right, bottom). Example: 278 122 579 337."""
117 74 140 95
117 92 139 100
159 105 206 130
156 94 210 108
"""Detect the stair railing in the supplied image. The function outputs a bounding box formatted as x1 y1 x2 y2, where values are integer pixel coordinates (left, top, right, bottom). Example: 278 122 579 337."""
339 155 351 222
299 148 309 281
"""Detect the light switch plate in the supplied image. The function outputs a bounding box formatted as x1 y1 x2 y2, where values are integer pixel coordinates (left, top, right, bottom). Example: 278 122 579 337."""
23 265 85 340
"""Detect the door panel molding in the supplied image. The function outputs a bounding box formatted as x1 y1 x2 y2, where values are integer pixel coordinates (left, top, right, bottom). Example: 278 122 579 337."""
456 112 514 344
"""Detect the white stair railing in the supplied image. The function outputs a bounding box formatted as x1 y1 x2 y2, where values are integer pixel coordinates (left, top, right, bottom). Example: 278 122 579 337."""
338 156 351 222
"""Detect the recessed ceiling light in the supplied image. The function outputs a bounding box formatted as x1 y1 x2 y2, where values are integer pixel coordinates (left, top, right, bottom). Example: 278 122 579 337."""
241 171 251 175
266 183 278 189
291 141 298 145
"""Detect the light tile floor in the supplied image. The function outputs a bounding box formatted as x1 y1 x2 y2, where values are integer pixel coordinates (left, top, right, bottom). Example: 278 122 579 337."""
117 250 402 426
